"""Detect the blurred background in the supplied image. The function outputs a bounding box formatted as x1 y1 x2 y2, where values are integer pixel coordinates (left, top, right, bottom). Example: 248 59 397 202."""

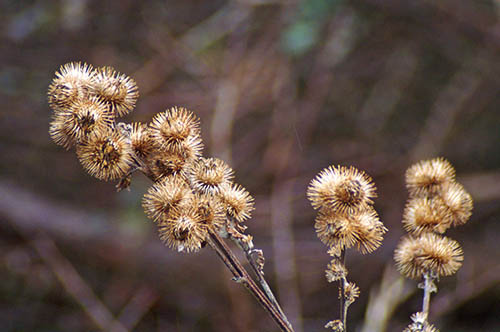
1 0 499 331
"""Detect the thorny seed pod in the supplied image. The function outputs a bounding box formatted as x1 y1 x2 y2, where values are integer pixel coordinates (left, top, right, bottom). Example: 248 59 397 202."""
325 320 343 331
315 211 355 250
394 233 463 280
344 281 360 305
91 66 139 117
315 208 386 254
218 183 255 222
49 113 77 150
402 197 453 235
352 208 387 254
405 158 456 197
130 122 155 160
147 149 190 181
307 165 377 215
48 62 95 111
188 157 234 195
403 312 440 332
149 107 203 158
76 129 133 181
193 193 226 231
158 203 208 253
58 96 114 143
439 182 473 227
142 176 192 223
325 258 347 282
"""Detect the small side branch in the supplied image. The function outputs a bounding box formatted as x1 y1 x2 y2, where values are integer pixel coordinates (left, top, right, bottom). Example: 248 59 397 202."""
206 230 294 332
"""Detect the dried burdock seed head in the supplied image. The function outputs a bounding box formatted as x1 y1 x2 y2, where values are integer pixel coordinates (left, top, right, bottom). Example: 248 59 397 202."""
149 107 203 157
403 313 440 332
315 211 357 250
49 113 77 150
147 150 190 180
405 157 455 197
402 197 453 235
48 62 95 110
192 193 226 231
130 122 155 159
142 176 192 223
315 208 386 253
344 281 360 305
307 165 376 215
325 320 343 331
325 258 347 282
158 203 208 253
61 96 114 143
439 182 473 227
76 129 133 181
352 208 388 254
91 66 139 117
394 233 463 280
218 183 255 222
188 157 234 195
327 245 343 258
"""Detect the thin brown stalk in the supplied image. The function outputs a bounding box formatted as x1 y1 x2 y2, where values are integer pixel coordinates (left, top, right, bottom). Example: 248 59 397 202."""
421 272 436 322
207 230 294 332
339 249 347 331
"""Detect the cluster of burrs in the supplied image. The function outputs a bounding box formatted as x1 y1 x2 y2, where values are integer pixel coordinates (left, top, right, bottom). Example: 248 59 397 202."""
48 62 255 253
47 62 297 332
394 158 473 332
307 166 387 331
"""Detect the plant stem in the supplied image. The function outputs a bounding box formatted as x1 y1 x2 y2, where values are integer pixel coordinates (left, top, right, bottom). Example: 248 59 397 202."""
339 249 347 331
207 230 294 332
421 271 436 322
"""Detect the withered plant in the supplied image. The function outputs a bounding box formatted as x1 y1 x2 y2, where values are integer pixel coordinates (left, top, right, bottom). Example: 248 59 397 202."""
307 166 388 331
394 158 473 332
48 62 293 331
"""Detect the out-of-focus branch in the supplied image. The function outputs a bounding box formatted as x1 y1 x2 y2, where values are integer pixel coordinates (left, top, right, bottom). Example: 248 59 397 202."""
29 234 129 332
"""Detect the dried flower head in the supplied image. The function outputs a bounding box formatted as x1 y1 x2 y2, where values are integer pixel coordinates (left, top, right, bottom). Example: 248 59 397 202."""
402 197 453 235
406 158 455 197
325 320 343 331
307 165 377 214
49 113 77 150
344 281 360 305
147 150 191 180
315 208 386 254
325 259 347 282
403 312 440 332
439 182 473 227
218 183 254 222
130 122 154 159
352 208 388 254
91 66 139 117
158 203 208 253
60 96 114 142
149 107 203 158
188 157 234 195
193 193 226 231
48 62 95 110
394 233 463 280
142 176 192 223
76 129 133 181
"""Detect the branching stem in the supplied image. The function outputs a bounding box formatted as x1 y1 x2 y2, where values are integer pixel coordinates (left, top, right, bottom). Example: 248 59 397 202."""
207 230 294 332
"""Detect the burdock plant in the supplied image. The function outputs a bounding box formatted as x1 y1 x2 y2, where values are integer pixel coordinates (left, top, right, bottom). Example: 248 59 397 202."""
47 62 293 331
307 166 387 331
394 158 473 332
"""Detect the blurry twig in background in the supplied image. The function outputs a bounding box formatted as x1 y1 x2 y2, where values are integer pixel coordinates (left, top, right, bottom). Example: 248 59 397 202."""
29 234 129 332
410 57 482 161
360 265 415 332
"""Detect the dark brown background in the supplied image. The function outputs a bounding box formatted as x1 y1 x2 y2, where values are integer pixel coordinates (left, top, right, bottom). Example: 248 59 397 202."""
1 1 499 331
